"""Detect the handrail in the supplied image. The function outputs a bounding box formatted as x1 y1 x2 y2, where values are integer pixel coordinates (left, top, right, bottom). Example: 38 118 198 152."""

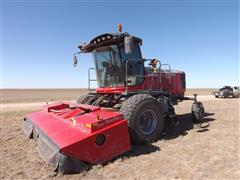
160 63 172 93
88 68 96 92
88 59 172 95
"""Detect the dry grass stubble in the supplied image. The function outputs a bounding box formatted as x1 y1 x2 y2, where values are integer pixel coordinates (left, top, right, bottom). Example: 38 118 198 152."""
1 98 239 179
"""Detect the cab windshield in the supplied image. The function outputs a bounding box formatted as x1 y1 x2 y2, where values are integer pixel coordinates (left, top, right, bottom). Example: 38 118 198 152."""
94 45 124 87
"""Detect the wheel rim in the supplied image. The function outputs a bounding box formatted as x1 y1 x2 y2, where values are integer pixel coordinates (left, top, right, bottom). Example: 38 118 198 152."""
139 109 157 135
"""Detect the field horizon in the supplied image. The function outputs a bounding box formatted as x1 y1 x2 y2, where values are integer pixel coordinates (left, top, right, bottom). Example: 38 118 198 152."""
1 88 217 104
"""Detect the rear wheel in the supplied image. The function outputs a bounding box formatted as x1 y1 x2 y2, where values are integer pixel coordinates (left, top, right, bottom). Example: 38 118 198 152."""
233 94 239 98
192 102 204 123
120 94 165 144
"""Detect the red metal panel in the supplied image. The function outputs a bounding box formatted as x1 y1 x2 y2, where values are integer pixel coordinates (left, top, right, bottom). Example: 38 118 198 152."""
96 70 185 96
62 120 131 164
27 102 131 164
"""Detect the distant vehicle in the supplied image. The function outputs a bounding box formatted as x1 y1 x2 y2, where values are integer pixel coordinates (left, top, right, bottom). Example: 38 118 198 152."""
214 86 240 98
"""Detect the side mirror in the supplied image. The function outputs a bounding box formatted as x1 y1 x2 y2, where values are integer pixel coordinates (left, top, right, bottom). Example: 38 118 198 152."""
73 55 78 67
124 35 133 54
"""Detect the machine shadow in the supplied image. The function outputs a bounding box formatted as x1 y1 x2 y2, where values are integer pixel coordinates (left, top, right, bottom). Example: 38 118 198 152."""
101 143 160 168
108 112 216 165
162 112 215 140
108 112 216 164
69 112 216 175
126 143 161 157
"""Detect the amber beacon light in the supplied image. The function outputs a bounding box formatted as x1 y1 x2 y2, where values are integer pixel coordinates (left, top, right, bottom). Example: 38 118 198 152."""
118 24 122 32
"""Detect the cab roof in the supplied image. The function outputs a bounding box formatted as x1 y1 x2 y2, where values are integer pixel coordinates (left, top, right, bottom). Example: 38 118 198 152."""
79 32 142 53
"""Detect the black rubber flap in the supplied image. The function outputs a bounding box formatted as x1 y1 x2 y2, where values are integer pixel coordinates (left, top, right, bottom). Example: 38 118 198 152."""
35 125 88 174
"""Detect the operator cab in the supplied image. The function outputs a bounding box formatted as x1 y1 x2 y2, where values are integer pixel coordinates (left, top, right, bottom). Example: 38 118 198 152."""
78 32 144 88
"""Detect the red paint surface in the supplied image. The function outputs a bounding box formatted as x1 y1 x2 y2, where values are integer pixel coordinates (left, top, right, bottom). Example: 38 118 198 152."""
28 102 131 164
96 70 185 96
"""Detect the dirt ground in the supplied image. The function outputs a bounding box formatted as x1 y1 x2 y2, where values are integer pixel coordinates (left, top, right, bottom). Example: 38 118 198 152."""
1 95 239 179
1 89 88 103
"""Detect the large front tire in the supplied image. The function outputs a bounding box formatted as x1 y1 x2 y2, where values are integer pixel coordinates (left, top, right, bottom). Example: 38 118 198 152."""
120 94 165 144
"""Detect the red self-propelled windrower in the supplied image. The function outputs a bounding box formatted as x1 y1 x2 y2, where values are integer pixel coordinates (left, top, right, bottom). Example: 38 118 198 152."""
23 25 204 174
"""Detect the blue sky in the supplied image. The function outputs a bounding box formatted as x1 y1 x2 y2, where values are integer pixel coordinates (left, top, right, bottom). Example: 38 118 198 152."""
1 0 239 88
